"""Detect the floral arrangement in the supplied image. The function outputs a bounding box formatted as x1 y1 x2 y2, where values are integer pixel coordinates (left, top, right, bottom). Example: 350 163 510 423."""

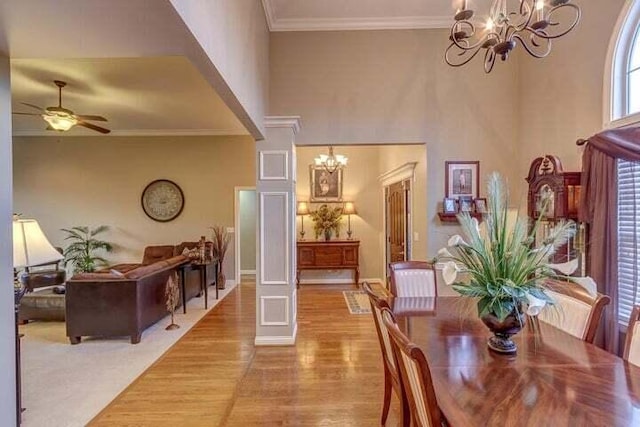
438 172 574 322
309 204 343 239
210 225 231 287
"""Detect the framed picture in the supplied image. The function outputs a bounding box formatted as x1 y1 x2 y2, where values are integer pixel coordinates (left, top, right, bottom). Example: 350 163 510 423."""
474 198 488 214
443 198 457 214
445 161 480 200
459 196 473 212
310 166 343 202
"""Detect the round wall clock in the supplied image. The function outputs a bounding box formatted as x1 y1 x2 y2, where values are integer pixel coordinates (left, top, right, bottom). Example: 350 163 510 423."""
141 179 185 222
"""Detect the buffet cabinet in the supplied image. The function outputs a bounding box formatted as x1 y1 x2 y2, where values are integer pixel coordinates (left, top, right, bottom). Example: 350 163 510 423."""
296 240 360 287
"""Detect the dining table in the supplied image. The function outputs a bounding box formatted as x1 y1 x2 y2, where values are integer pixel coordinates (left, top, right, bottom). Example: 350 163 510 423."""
390 296 640 427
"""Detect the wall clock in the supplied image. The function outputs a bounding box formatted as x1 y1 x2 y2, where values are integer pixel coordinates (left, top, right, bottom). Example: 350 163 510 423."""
141 179 185 222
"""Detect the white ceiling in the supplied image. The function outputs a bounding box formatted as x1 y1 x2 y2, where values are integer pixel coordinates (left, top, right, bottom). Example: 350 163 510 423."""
11 57 248 137
262 0 457 31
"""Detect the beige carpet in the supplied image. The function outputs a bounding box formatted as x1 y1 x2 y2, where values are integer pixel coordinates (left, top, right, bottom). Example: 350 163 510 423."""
20 282 238 427
343 290 372 314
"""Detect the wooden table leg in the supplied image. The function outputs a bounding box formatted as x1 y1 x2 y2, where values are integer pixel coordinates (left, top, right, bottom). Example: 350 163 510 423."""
180 267 187 314
202 267 208 309
296 269 300 289
354 267 360 288
215 262 219 300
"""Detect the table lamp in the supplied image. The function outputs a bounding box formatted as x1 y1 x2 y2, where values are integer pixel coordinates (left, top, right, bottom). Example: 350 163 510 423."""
296 201 310 240
343 202 357 240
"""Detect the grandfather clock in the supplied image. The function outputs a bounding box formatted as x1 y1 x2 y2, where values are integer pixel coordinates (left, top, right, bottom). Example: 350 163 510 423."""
526 155 585 273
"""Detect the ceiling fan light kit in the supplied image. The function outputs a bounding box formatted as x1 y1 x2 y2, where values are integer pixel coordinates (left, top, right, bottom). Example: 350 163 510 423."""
446 0 581 73
13 80 111 134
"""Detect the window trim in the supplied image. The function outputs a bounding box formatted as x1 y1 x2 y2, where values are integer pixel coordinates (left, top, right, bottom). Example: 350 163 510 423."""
605 0 640 127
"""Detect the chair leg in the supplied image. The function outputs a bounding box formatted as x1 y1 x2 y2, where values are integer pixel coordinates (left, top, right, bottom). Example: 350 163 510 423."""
400 393 410 427
381 371 392 425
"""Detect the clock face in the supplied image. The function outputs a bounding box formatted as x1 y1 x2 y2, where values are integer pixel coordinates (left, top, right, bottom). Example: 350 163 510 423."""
141 180 184 222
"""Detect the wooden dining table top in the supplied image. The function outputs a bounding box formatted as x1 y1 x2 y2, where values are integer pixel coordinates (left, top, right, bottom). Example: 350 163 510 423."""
390 296 640 427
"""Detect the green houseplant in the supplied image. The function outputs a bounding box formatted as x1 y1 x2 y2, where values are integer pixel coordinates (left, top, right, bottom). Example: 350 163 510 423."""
438 172 574 354
61 225 113 273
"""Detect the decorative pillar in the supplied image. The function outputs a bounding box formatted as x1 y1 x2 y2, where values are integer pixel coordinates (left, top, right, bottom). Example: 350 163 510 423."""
255 116 301 345
0 55 17 426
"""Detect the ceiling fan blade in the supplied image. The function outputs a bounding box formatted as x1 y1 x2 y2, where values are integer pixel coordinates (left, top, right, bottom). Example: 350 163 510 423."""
75 115 108 122
12 112 41 116
77 120 111 134
21 102 44 112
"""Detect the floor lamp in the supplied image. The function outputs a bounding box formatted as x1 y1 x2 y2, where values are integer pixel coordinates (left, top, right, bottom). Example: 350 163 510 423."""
296 201 310 240
343 202 357 240
13 217 64 425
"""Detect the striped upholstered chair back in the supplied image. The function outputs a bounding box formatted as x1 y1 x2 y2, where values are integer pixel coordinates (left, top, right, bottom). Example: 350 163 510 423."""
624 306 640 367
538 279 610 343
382 307 444 427
390 261 438 297
363 282 409 426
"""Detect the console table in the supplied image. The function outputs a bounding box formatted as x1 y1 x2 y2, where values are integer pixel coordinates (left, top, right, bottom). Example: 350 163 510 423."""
296 240 360 287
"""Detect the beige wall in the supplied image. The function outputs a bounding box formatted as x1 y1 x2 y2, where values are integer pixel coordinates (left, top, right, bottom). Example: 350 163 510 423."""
270 29 521 257
170 0 269 138
239 189 257 271
517 0 626 179
13 135 256 280
296 144 426 281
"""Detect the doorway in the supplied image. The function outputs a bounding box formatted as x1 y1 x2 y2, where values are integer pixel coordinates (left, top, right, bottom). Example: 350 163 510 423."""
235 187 257 284
385 178 411 279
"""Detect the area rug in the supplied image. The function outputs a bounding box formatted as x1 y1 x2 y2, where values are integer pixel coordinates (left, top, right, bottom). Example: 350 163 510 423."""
343 290 372 314
20 281 238 427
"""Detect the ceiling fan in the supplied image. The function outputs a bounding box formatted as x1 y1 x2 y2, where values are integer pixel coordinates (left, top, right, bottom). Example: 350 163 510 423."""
13 80 111 134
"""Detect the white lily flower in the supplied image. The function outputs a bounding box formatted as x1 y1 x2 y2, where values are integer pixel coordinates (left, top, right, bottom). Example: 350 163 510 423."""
442 261 459 285
437 248 453 258
447 235 468 247
525 293 547 316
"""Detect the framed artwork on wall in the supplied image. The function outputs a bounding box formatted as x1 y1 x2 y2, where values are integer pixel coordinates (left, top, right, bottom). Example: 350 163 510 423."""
443 197 457 214
310 166 343 202
445 161 480 200
474 198 488 214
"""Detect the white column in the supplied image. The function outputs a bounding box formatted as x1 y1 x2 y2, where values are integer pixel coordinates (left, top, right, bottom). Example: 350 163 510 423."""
0 55 17 426
255 116 301 346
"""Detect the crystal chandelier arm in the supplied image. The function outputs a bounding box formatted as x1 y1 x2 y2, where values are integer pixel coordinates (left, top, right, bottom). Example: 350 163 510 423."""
483 48 498 73
535 3 581 39
513 31 552 58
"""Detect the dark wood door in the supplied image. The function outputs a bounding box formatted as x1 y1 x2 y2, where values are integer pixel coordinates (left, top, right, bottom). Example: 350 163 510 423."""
386 180 410 268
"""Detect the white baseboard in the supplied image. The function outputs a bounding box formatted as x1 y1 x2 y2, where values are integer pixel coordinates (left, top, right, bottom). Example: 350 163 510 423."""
254 322 298 346
240 270 256 275
298 277 383 285
223 279 237 287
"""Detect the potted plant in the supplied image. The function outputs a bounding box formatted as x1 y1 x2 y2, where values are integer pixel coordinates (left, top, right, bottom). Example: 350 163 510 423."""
309 204 343 240
438 172 574 354
61 225 113 273
210 225 230 289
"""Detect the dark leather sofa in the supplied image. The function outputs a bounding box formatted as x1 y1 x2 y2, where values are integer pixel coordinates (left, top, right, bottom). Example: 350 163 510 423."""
65 255 188 344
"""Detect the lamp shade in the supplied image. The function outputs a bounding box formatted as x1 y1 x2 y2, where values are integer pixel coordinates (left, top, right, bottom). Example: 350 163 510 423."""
297 201 310 216
13 219 63 269
343 202 357 215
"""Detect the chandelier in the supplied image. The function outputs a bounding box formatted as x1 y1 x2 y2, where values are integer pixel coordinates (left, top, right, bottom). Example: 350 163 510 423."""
314 146 348 174
445 0 581 73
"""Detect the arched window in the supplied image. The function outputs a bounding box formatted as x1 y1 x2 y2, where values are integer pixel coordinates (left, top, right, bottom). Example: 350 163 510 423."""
609 0 640 126
612 1 640 326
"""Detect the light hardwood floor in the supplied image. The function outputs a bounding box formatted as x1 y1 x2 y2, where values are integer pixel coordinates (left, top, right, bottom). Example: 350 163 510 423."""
90 278 400 426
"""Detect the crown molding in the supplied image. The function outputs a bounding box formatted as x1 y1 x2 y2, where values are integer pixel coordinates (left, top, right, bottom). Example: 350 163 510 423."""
12 128 249 137
264 116 302 134
261 0 276 31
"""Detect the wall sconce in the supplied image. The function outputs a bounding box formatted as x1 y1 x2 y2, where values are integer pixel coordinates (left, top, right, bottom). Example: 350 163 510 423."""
342 202 357 240
296 201 310 240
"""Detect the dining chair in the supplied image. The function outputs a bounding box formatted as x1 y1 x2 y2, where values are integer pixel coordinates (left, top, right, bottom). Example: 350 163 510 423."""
624 305 640 367
538 279 611 343
381 307 445 427
363 283 409 427
389 261 437 297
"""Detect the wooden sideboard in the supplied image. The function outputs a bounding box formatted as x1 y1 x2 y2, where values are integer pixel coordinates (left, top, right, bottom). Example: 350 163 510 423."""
296 240 360 287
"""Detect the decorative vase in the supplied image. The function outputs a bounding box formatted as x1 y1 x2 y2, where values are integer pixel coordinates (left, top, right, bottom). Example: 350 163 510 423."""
217 271 226 290
324 229 332 241
480 308 525 354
